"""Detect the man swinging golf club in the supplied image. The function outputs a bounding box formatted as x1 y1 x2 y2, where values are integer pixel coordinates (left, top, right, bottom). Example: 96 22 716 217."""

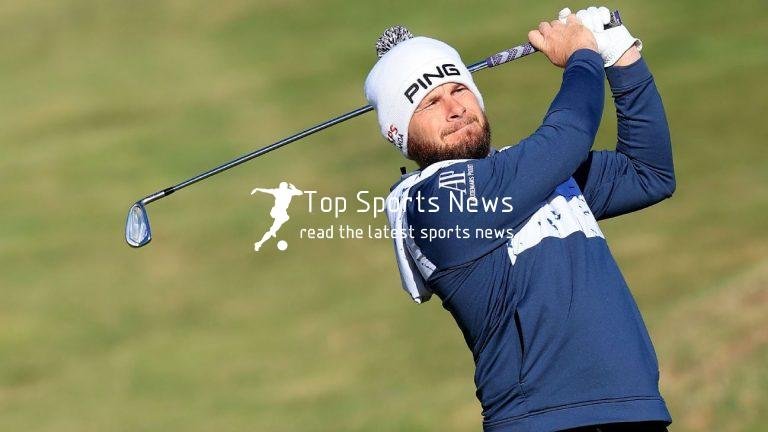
368 6 675 432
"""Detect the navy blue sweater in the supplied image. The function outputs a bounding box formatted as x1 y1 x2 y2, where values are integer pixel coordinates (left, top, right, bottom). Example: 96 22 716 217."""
394 49 675 431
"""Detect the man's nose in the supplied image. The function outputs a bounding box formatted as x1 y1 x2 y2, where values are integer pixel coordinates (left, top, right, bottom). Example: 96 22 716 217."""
445 95 466 120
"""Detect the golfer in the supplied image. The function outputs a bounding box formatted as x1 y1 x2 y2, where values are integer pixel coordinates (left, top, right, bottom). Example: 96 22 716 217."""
367 6 674 432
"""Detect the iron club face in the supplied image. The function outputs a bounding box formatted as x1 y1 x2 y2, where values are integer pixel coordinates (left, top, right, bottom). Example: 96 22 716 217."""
125 202 152 247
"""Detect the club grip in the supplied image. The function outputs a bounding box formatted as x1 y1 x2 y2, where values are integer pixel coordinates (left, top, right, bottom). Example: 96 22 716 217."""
484 9 623 69
485 43 537 68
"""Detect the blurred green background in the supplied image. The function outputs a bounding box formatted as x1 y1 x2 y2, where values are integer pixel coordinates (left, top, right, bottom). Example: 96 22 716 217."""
1 0 766 430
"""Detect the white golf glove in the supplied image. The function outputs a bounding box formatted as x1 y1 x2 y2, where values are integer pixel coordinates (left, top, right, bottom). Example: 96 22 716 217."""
558 6 642 67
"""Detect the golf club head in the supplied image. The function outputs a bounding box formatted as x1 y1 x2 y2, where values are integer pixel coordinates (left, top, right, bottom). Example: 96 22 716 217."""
125 202 152 247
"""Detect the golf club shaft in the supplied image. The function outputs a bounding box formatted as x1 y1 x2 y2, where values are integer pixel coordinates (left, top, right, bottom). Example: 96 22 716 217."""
138 10 622 206
137 47 529 207
140 104 373 205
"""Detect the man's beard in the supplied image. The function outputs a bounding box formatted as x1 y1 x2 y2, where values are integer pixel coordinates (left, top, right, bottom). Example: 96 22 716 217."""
408 114 492 169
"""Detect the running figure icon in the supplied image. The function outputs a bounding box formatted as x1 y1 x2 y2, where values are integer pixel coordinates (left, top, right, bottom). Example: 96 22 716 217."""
250 182 304 251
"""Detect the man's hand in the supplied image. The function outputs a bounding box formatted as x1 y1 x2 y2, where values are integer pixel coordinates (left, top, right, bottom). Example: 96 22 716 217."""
528 14 597 68
570 6 643 67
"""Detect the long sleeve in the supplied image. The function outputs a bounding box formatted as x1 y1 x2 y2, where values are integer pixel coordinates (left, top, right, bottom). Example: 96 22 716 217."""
406 49 605 268
573 57 676 220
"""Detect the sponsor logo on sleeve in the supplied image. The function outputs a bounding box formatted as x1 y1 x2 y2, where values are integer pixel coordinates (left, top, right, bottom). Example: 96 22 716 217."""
438 170 467 193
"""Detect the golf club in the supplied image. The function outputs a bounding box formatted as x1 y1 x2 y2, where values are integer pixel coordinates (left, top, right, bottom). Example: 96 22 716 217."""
125 11 623 248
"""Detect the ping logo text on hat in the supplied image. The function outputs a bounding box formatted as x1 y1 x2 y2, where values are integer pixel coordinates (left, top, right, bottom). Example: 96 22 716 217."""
404 63 461 103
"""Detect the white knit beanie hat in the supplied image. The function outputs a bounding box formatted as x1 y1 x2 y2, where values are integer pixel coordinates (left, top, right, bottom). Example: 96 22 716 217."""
364 28 485 158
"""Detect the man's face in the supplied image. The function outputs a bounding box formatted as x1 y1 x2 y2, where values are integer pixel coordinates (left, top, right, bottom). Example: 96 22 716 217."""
407 82 491 168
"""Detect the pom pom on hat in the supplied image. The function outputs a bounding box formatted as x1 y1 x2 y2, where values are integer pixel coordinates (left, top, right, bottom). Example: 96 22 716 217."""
375 25 414 58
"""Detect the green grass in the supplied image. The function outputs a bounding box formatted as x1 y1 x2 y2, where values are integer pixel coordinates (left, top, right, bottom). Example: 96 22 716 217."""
1 0 767 430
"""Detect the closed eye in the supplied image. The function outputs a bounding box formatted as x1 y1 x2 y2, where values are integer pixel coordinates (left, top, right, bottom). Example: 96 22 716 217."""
417 98 438 111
